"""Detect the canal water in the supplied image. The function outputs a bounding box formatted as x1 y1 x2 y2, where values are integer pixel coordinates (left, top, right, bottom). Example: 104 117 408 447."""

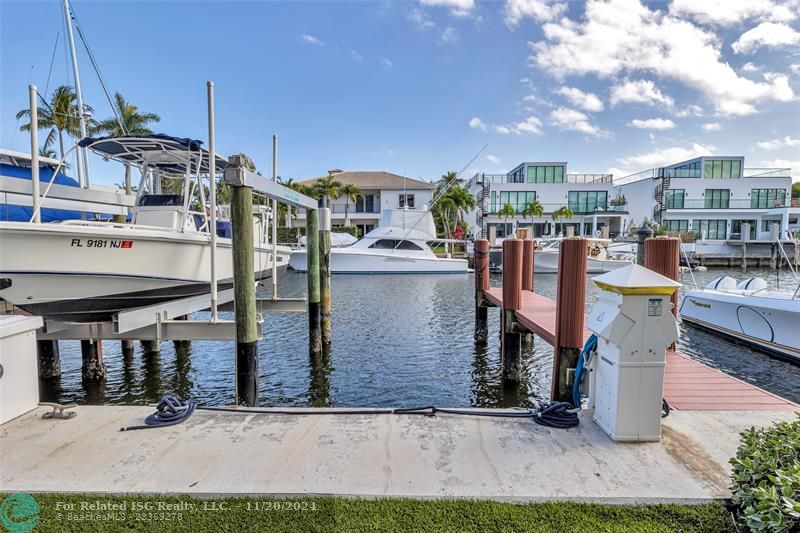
43 267 800 407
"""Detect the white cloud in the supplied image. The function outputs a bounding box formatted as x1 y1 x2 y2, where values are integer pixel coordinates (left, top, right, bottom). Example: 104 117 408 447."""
762 159 800 179
732 22 800 54
627 118 676 130
381 58 394 68
620 143 714 168
609 80 674 108
555 86 604 112
529 0 795 116
702 122 722 131
549 107 610 138
468 117 487 131
513 116 543 135
440 26 460 44
420 0 474 17
756 136 800 150
791 64 800 75
485 154 501 165
351 50 364 61
408 7 436 29
504 0 568 29
675 104 704 117
669 0 797 27
741 62 760 72
301 34 325 46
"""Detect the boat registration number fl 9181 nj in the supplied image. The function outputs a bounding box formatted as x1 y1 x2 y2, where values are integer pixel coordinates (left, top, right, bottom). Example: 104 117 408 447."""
71 239 133 249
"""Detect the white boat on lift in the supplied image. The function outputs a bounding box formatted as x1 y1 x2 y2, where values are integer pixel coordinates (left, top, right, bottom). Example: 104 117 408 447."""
288 209 468 273
534 237 633 273
0 135 291 322
680 276 800 362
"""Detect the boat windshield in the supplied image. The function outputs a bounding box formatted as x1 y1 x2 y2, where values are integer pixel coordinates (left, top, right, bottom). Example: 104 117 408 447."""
368 239 424 251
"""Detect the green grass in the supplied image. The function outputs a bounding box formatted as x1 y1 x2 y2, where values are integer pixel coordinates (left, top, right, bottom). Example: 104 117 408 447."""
5 493 735 532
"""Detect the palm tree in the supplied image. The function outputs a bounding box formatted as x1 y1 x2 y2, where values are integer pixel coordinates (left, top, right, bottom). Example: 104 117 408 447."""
551 206 574 236
339 183 363 227
314 176 342 208
521 198 544 235
446 186 476 227
499 203 515 237
16 85 91 163
436 196 456 238
92 92 161 194
435 170 461 197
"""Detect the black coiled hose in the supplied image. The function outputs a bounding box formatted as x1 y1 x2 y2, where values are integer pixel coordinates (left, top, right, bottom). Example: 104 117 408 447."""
120 396 196 431
531 401 580 429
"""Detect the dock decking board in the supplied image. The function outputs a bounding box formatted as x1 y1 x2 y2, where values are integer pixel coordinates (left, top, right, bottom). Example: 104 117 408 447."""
483 288 797 411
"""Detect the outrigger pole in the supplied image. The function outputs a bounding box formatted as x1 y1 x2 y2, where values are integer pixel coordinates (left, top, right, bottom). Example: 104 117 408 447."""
62 0 90 188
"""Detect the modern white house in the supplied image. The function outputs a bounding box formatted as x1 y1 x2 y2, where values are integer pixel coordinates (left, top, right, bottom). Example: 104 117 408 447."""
615 156 798 241
465 162 629 239
294 170 435 237
466 156 798 242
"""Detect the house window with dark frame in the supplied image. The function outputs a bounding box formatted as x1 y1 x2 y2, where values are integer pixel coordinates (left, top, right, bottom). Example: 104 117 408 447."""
399 194 415 209
568 191 608 213
664 189 685 209
751 189 786 209
356 194 376 213
704 189 730 209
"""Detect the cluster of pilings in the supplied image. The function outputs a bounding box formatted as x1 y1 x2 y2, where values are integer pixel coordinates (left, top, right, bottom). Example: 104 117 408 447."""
474 235 681 405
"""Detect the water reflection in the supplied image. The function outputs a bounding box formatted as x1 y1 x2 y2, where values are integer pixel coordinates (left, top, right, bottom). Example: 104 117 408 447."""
41 267 800 407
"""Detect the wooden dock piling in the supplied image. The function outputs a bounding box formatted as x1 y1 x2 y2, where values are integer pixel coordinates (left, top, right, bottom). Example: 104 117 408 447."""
551 237 587 403
307 208 322 355
81 339 106 381
474 239 490 343
319 207 332 347
644 237 680 318
228 156 260 406
522 239 535 292
36 340 61 379
121 340 135 358
501 239 523 383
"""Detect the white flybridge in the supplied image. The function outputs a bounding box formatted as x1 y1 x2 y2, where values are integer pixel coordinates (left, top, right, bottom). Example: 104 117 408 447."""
289 209 468 273
680 275 800 362
534 237 633 273
0 134 292 322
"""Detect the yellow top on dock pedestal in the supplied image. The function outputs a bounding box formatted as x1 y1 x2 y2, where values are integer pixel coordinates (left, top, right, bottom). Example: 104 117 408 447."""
592 264 682 296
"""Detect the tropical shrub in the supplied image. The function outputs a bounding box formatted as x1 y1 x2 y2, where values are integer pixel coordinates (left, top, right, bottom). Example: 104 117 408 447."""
730 417 800 532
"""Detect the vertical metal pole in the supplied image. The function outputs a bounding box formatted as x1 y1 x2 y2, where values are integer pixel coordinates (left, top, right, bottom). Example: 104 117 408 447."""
29 85 41 223
63 0 89 188
207 81 218 321
307 209 322 355
319 207 332 346
271 134 278 300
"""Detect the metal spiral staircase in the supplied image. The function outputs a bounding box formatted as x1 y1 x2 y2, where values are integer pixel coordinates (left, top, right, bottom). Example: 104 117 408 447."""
653 173 671 224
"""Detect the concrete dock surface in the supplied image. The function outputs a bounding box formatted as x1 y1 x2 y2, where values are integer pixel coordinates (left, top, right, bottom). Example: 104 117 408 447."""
1 405 795 502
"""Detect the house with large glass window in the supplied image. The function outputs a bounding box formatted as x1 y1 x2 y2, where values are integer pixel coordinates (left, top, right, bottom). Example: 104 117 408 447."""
615 156 797 241
465 162 629 239
293 170 435 237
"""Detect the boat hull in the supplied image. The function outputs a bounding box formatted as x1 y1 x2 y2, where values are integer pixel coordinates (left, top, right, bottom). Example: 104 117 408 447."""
680 289 800 363
288 249 468 273
0 222 290 322
533 251 631 273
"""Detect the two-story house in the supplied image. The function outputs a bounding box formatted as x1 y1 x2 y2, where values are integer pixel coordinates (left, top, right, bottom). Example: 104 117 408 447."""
465 162 629 239
615 157 797 241
294 170 435 237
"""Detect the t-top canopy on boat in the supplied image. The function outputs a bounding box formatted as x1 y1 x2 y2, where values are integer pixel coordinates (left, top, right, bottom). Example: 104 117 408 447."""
78 134 228 175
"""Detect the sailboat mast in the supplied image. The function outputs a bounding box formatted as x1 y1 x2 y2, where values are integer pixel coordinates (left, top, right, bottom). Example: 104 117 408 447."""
62 0 90 188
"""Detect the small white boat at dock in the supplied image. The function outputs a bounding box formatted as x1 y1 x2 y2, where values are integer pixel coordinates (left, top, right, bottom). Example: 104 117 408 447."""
534 237 633 273
288 209 468 273
680 276 800 362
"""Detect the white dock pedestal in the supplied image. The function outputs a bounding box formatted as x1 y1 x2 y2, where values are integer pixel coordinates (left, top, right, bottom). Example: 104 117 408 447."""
0 315 42 425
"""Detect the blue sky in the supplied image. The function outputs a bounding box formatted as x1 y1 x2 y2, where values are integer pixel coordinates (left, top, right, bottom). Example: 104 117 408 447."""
1 0 799 187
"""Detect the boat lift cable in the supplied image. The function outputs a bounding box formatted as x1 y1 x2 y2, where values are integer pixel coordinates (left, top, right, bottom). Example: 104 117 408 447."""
119 396 580 431
680 243 698 289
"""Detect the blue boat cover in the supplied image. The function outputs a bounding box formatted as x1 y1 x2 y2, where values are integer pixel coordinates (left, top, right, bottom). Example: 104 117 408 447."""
0 163 122 222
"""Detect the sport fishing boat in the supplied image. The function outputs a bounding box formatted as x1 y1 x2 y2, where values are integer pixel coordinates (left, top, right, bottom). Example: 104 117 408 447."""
534 237 633 273
679 276 800 362
0 135 291 322
288 209 468 273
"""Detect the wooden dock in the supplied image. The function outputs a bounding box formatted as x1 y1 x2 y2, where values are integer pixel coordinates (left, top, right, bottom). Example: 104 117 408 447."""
484 288 798 411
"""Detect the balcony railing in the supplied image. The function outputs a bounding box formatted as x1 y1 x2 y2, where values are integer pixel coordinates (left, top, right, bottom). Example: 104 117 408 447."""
743 168 792 178
666 199 792 209
565 173 613 184
617 166 793 185
486 202 628 215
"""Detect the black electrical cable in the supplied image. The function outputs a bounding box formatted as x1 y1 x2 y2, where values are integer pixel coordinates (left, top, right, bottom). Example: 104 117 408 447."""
661 398 670 418
121 397 581 431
